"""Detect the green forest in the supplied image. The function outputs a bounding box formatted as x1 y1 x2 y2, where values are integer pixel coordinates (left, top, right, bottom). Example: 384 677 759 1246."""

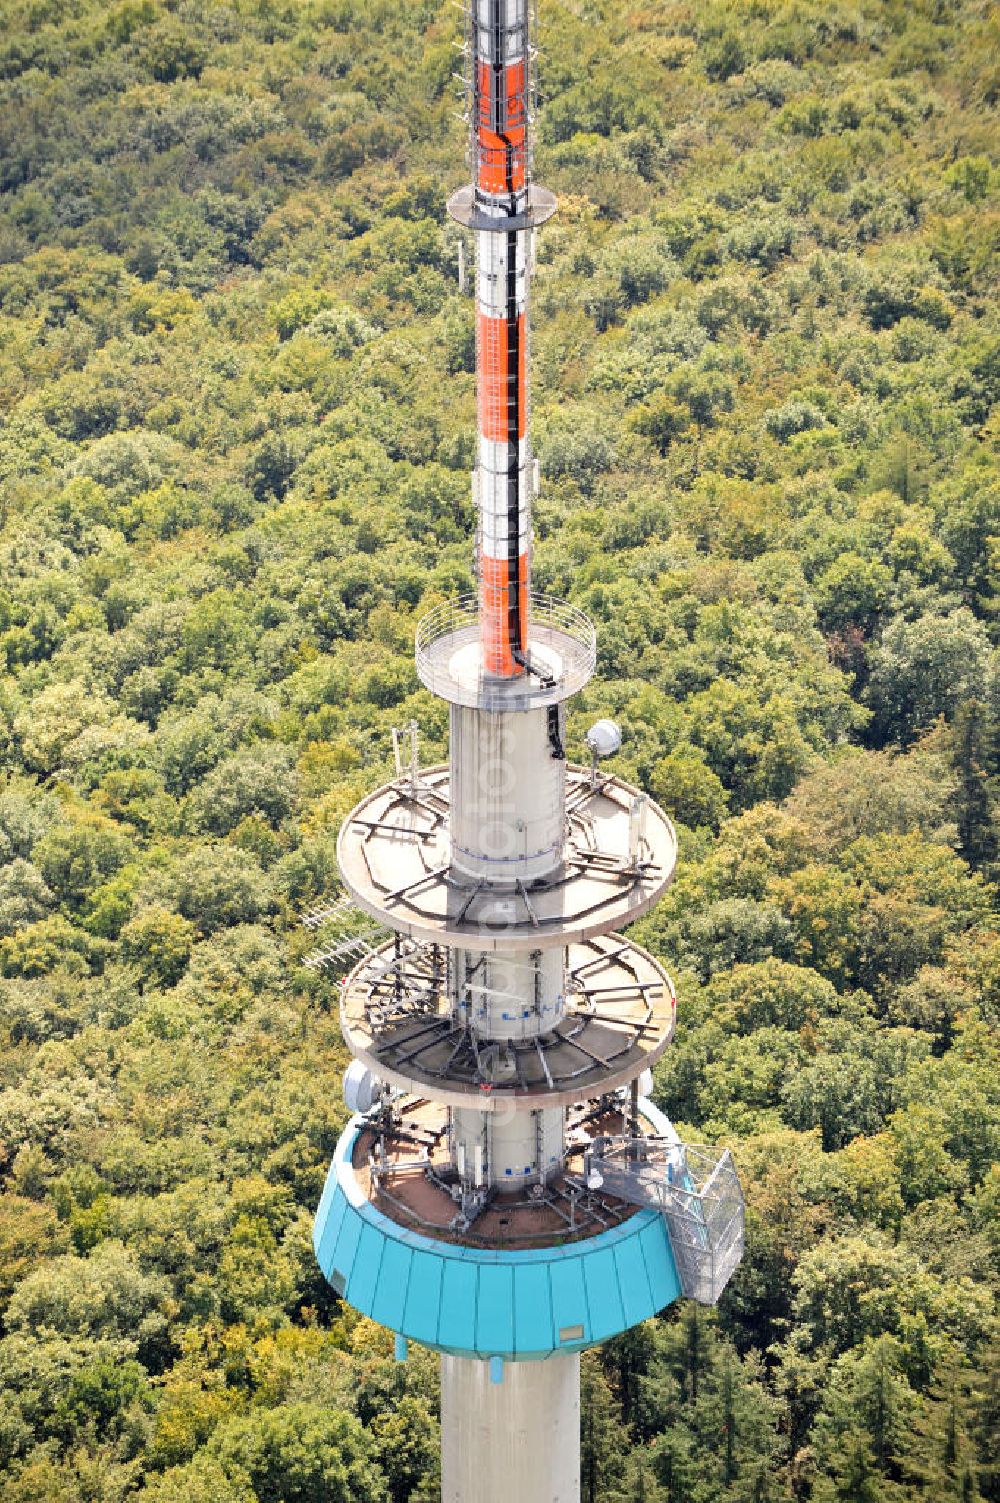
0 0 998 1498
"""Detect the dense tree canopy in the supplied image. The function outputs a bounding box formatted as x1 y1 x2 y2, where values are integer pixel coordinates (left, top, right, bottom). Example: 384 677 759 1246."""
0 0 997 1499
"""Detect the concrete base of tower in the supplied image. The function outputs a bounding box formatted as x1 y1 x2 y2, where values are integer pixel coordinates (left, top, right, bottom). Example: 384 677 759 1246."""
440 1352 580 1503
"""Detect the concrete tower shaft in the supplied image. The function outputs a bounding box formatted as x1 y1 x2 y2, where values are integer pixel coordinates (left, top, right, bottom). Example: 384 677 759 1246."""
452 1101 564 1188
449 702 565 881
448 946 566 1039
441 1353 580 1503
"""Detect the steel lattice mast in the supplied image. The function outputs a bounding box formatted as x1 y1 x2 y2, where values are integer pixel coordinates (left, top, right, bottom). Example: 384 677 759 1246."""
312 5 744 1501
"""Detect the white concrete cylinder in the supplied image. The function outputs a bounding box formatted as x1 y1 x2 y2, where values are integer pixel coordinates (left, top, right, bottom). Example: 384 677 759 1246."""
441 1352 580 1503
489 1106 563 1186
453 947 565 1039
453 1107 487 1187
449 705 565 882
453 1105 564 1189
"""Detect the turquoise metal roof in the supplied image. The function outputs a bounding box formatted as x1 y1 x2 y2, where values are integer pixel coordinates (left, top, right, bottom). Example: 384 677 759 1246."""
314 1116 681 1361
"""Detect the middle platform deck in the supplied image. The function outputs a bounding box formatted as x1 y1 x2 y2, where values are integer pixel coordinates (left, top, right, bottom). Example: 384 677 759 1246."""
341 930 676 1109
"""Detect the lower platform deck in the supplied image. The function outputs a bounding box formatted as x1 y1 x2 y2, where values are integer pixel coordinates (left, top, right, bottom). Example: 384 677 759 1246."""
312 1096 684 1359
353 1096 653 1251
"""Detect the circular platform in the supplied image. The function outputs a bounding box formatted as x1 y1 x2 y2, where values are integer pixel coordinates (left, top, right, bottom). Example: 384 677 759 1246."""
415 593 595 711
336 765 677 953
446 183 558 233
353 1097 646 1248
340 932 676 1110
313 1098 682 1361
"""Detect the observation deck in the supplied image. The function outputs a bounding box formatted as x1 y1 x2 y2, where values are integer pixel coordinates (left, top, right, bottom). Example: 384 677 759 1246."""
340 931 676 1110
415 592 596 711
354 1097 645 1248
314 1095 745 1360
313 1098 684 1361
335 764 677 952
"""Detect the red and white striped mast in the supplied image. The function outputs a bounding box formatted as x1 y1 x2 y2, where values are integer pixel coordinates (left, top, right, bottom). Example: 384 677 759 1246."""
449 0 555 679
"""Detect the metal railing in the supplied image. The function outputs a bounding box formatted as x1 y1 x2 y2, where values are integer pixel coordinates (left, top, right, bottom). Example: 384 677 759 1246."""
414 591 596 710
589 1138 745 1306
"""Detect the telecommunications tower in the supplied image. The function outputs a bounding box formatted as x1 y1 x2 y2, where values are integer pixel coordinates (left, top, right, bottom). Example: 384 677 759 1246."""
311 4 744 1500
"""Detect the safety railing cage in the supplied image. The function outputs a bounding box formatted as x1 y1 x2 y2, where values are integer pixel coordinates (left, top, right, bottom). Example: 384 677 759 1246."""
414 590 596 709
589 1139 745 1306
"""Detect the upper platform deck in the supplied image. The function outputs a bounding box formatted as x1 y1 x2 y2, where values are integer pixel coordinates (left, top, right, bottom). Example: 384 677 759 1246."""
336 764 677 953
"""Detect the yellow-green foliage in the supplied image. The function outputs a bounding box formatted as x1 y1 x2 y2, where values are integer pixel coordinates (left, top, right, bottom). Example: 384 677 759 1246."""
0 0 997 1499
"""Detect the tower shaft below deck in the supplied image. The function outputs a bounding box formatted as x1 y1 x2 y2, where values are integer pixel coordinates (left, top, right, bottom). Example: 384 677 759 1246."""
441 1353 581 1503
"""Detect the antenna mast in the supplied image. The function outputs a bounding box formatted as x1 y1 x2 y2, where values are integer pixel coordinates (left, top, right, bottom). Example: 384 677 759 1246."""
312 7 744 1501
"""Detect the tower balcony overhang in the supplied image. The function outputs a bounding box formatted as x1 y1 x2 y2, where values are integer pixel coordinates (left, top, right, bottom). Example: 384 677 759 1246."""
446 183 558 233
312 1097 684 1362
335 764 677 952
415 592 595 712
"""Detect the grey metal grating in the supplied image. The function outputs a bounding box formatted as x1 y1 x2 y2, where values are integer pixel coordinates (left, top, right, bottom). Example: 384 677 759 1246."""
589 1138 744 1305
